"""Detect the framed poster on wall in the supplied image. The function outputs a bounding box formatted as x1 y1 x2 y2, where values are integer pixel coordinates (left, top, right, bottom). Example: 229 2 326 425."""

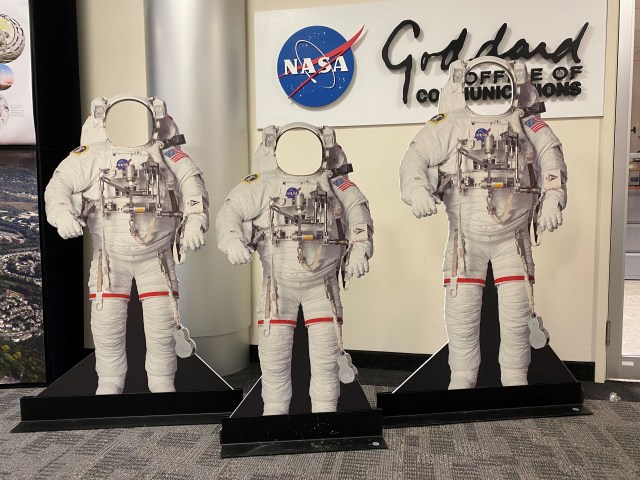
0 0 36 145
0 150 44 384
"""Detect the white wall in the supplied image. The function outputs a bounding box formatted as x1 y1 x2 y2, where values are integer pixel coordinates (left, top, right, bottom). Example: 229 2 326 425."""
75 0 619 378
246 0 619 375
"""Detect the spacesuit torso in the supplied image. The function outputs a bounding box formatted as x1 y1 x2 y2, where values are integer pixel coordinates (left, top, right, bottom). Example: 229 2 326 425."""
400 108 565 240
48 142 203 256
218 168 371 287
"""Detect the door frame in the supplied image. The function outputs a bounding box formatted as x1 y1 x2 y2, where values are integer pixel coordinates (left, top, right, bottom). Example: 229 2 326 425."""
607 0 640 380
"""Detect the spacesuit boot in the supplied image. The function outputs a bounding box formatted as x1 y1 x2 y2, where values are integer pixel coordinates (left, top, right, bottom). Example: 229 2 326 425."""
96 377 126 395
147 374 176 393
501 368 528 386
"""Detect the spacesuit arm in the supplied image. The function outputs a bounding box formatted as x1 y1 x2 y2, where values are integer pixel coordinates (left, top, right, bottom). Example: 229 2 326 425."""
399 120 454 205
521 115 568 209
156 146 210 230
44 148 100 227
329 176 374 259
216 176 270 253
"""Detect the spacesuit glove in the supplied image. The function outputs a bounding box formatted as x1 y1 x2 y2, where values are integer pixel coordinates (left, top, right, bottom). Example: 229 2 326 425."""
226 238 252 266
56 211 85 239
346 242 370 279
538 190 564 233
183 216 206 251
409 188 440 218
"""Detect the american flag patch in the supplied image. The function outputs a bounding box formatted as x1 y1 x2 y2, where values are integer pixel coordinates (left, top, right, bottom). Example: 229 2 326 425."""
165 148 189 162
524 117 548 132
333 176 355 191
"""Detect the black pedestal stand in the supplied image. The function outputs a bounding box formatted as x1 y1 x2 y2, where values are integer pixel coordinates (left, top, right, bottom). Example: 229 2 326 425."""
377 264 591 428
220 311 386 458
12 286 243 432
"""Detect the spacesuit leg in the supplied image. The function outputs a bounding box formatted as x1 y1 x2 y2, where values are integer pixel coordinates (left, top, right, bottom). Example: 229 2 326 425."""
445 285 483 389
492 235 534 387
257 278 298 415
88 251 133 395
302 280 341 413
134 251 179 393
442 231 488 389
259 325 295 415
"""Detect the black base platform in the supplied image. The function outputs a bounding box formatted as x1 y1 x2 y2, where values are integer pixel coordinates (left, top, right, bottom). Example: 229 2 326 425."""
378 345 590 427
12 353 244 432
220 311 386 458
377 265 592 428
221 399 385 457
12 286 244 432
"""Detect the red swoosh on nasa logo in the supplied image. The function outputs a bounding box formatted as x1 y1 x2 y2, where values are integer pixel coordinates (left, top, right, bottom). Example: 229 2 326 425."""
281 25 365 99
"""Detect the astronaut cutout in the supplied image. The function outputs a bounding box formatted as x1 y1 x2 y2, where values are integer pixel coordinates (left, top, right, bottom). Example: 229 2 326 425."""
217 123 373 415
45 94 209 395
399 57 567 389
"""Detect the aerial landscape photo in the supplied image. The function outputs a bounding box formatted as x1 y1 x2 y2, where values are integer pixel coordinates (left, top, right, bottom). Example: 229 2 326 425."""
0 151 45 384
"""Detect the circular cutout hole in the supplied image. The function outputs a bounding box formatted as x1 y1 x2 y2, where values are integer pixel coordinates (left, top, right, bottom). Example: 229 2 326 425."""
464 63 514 116
276 128 323 176
105 100 153 147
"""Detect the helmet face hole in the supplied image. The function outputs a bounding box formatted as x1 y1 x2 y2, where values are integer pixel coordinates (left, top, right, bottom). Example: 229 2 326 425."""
464 63 515 116
105 100 153 147
276 129 323 176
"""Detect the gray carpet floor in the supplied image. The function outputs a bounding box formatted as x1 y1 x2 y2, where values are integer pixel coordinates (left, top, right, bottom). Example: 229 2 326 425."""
1 380 639 480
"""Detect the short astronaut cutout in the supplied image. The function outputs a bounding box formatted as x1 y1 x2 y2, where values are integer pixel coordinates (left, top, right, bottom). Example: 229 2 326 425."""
216 124 373 415
399 57 567 389
45 95 209 395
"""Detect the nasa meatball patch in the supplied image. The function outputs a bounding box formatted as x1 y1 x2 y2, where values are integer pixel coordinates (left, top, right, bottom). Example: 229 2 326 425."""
428 113 447 124
72 146 88 155
243 173 260 183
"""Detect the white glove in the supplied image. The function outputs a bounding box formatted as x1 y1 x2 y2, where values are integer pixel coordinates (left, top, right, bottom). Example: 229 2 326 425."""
409 188 440 218
56 211 85 239
538 190 564 233
182 217 206 251
346 243 370 279
226 238 252 265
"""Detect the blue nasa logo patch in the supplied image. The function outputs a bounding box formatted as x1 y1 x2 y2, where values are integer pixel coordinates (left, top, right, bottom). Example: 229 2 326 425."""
285 187 301 199
116 159 130 170
277 25 364 108
474 128 490 141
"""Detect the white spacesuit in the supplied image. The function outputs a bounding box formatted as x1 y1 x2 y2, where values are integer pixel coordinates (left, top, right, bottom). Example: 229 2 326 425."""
45 95 209 395
217 123 373 415
399 57 567 389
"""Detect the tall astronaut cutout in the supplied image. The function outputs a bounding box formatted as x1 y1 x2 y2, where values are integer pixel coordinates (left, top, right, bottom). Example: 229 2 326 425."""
399 57 568 389
217 124 373 415
45 95 209 395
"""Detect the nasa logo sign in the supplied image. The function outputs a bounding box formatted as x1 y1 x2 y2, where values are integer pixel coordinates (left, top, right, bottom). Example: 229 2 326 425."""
277 25 364 107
